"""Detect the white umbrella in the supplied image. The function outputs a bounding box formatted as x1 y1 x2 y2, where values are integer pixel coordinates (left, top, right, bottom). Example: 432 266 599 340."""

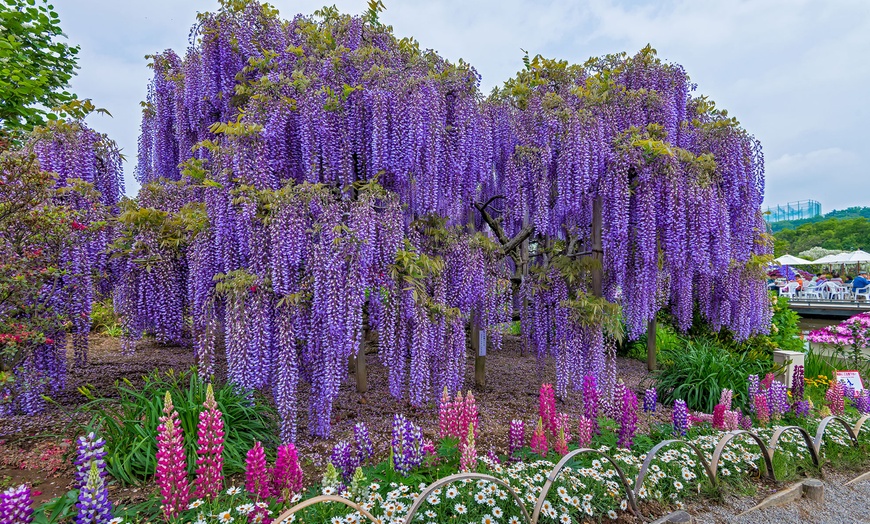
774 254 813 265
812 253 846 264
832 250 870 263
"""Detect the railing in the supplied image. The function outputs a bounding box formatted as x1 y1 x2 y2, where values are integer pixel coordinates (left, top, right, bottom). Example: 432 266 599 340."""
273 415 869 524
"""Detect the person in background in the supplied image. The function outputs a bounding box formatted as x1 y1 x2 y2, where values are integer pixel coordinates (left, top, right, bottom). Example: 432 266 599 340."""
794 273 804 290
853 272 870 292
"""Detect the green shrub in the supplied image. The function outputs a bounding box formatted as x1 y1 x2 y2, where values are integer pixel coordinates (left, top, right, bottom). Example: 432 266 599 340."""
77 368 277 485
655 338 770 413
89 297 123 337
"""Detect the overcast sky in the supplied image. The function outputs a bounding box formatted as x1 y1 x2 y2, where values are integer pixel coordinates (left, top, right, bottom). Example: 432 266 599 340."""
55 0 870 212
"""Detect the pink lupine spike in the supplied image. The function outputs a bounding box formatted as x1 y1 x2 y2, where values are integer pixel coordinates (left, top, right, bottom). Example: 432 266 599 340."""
194 383 224 500
156 391 190 519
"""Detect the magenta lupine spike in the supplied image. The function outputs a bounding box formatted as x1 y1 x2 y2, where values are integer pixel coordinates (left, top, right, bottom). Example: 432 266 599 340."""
539 383 557 439
672 399 688 437
508 419 525 457
530 417 548 456
554 426 568 456
194 384 224 500
438 387 451 439
271 443 303 502
245 441 271 499
463 390 479 439
582 375 600 435
459 422 477 472
617 386 638 449
712 404 727 430
156 392 190 519
761 373 775 390
826 381 845 416
451 391 464 440
555 413 571 444
724 410 739 431
791 365 805 402
754 393 770 426
0 485 33 524
577 416 593 447
719 389 733 411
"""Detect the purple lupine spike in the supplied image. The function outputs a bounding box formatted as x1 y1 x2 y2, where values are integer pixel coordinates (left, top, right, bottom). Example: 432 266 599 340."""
0 485 33 524
508 419 525 458
643 387 657 414
672 400 688 437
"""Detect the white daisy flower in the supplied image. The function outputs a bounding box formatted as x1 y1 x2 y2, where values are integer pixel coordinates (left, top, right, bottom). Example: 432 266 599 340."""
455 503 468 514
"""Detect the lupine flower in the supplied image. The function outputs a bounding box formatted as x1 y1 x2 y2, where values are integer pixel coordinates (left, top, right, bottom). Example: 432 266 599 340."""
194 383 224 500
354 422 373 465
330 441 357 482
554 425 568 456
739 414 753 430
422 438 437 458
459 422 477 472
530 417 548 456
391 414 423 476
508 419 525 457
719 389 733 411
75 433 112 524
74 432 108 489
747 375 760 412
643 387 657 414
245 441 271 499
582 375 599 434
791 365 805 402
76 462 112 524
156 392 190 519
611 381 628 421
826 381 845 416
768 381 789 419
617 386 638 449
755 394 770 426
856 391 870 414
438 387 452 439
555 413 571 444
712 404 727 431
672 400 688 437
577 416 593 447
0 485 33 524
539 384 557 439
843 384 856 401
271 443 303 501
724 410 739 431
794 400 811 417
761 373 775 390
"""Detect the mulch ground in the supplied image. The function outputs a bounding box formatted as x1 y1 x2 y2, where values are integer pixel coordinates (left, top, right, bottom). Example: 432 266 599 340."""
0 334 665 507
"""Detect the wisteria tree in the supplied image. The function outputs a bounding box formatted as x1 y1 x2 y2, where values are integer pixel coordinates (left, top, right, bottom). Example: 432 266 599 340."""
0 107 123 415
120 0 770 440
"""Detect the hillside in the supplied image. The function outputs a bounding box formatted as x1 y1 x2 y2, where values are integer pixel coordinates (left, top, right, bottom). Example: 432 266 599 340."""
768 206 870 232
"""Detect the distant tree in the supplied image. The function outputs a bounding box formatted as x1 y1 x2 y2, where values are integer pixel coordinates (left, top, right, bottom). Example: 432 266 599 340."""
774 217 870 256
0 0 79 134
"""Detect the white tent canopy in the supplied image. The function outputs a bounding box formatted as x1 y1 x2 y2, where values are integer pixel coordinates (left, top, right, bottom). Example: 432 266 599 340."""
812 253 846 264
774 254 813 266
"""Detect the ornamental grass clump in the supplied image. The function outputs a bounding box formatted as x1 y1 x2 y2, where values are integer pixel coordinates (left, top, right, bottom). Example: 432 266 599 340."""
156 392 190 519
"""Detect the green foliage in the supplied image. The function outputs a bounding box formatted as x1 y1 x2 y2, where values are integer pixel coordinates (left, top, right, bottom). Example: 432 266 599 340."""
655 338 770 413
31 489 78 524
75 368 277 485
89 297 122 337
764 294 805 352
773 216 870 256
622 320 682 360
0 0 80 134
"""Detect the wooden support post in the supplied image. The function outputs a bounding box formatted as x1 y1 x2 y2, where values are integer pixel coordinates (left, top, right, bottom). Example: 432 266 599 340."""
591 197 603 298
647 317 657 372
473 322 486 388
356 344 368 394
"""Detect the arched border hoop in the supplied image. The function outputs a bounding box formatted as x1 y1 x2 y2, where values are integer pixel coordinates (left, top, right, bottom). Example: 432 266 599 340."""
710 430 775 482
272 495 380 524
634 439 716 496
852 414 870 437
403 472 532 524
814 416 859 453
530 448 641 523
768 425 820 468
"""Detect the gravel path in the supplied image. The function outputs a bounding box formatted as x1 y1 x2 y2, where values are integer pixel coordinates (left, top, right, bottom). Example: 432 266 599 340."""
691 470 870 524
